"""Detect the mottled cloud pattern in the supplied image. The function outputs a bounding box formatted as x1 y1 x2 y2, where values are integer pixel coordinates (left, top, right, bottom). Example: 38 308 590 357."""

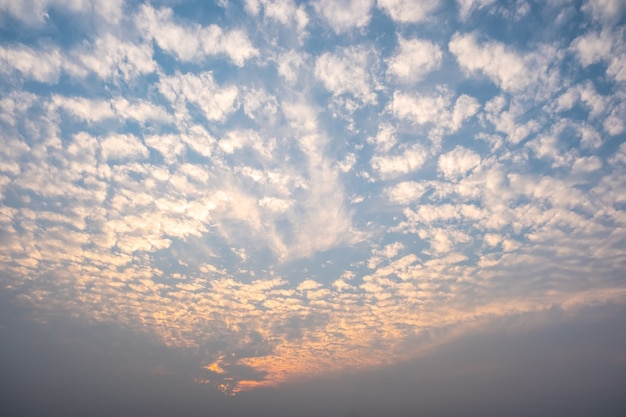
1 0 625 396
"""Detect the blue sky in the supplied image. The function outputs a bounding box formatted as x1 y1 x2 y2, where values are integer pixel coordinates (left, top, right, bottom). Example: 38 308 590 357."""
1 0 626 414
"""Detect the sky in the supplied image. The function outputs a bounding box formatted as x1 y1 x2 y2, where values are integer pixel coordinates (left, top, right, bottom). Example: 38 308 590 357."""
1 0 626 415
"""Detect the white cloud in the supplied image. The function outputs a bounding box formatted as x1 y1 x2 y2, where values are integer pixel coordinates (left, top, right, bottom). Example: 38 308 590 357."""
582 0 626 25
177 125 217 159
279 100 360 260
577 124 603 149
277 50 306 84
451 94 480 130
144 134 186 164
571 155 602 175
550 81 607 117
0 34 155 84
449 32 557 93
371 144 429 178
456 0 496 20
259 196 294 212
418 227 471 254
218 129 272 158
315 46 377 104
0 0 124 26
337 153 357 173
71 33 156 81
297 279 322 291
0 44 63 83
52 95 115 123
572 29 626 83
377 0 440 23
484 95 539 144
608 142 626 166
243 88 279 123
313 0 373 33
158 71 239 123
179 163 210 184
100 134 149 161
526 124 575 169
388 91 479 146
608 55 626 82
438 146 481 179
604 101 626 135
368 241 405 267
66 132 100 177
245 0 262 14
246 0 308 31
483 232 502 247
110 98 173 125
376 242 404 258
136 5 258 66
391 91 449 125
386 36 442 83
368 123 397 152
386 181 427 204
51 95 171 126
571 30 613 66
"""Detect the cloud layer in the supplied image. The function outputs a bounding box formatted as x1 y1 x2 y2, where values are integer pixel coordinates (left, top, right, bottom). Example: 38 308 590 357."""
1 0 625 396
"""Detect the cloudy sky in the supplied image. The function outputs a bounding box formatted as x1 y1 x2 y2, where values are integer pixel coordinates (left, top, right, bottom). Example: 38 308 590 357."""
1 0 626 415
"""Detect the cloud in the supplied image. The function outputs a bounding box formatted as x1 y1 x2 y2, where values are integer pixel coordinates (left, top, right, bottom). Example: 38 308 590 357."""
391 91 449 125
456 0 496 20
52 95 116 123
604 100 626 135
278 100 360 260
390 91 479 140
144 134 186 164
101 134 148 161
548 81 607 118
245 0 308 31
449 32 558 93
438 146 481 179
386 36 443 83
377 0 440 23
313 0 373 33
371 145 429 178
158 71 239 123
2 0 626 401
0 43 63 83
50 95 171 126
571 30 613 66
0 0 125 26
582 0 626 25
571 28 626 83
386 181 427 204
71 33 156 81
109 98 173 125
136 5 258 66
0 34 155 84
259 196 294 212
368 123 397 152
243 88 279 124
277 50 307 84
483 95 539 144
315 46 377 104
571 155 603 175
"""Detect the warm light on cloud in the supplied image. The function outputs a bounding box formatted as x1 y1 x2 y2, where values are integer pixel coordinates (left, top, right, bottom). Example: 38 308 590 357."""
1 0 625 400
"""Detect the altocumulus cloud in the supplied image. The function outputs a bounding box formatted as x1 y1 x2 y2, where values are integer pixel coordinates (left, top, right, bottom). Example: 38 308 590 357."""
1 0 626 414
